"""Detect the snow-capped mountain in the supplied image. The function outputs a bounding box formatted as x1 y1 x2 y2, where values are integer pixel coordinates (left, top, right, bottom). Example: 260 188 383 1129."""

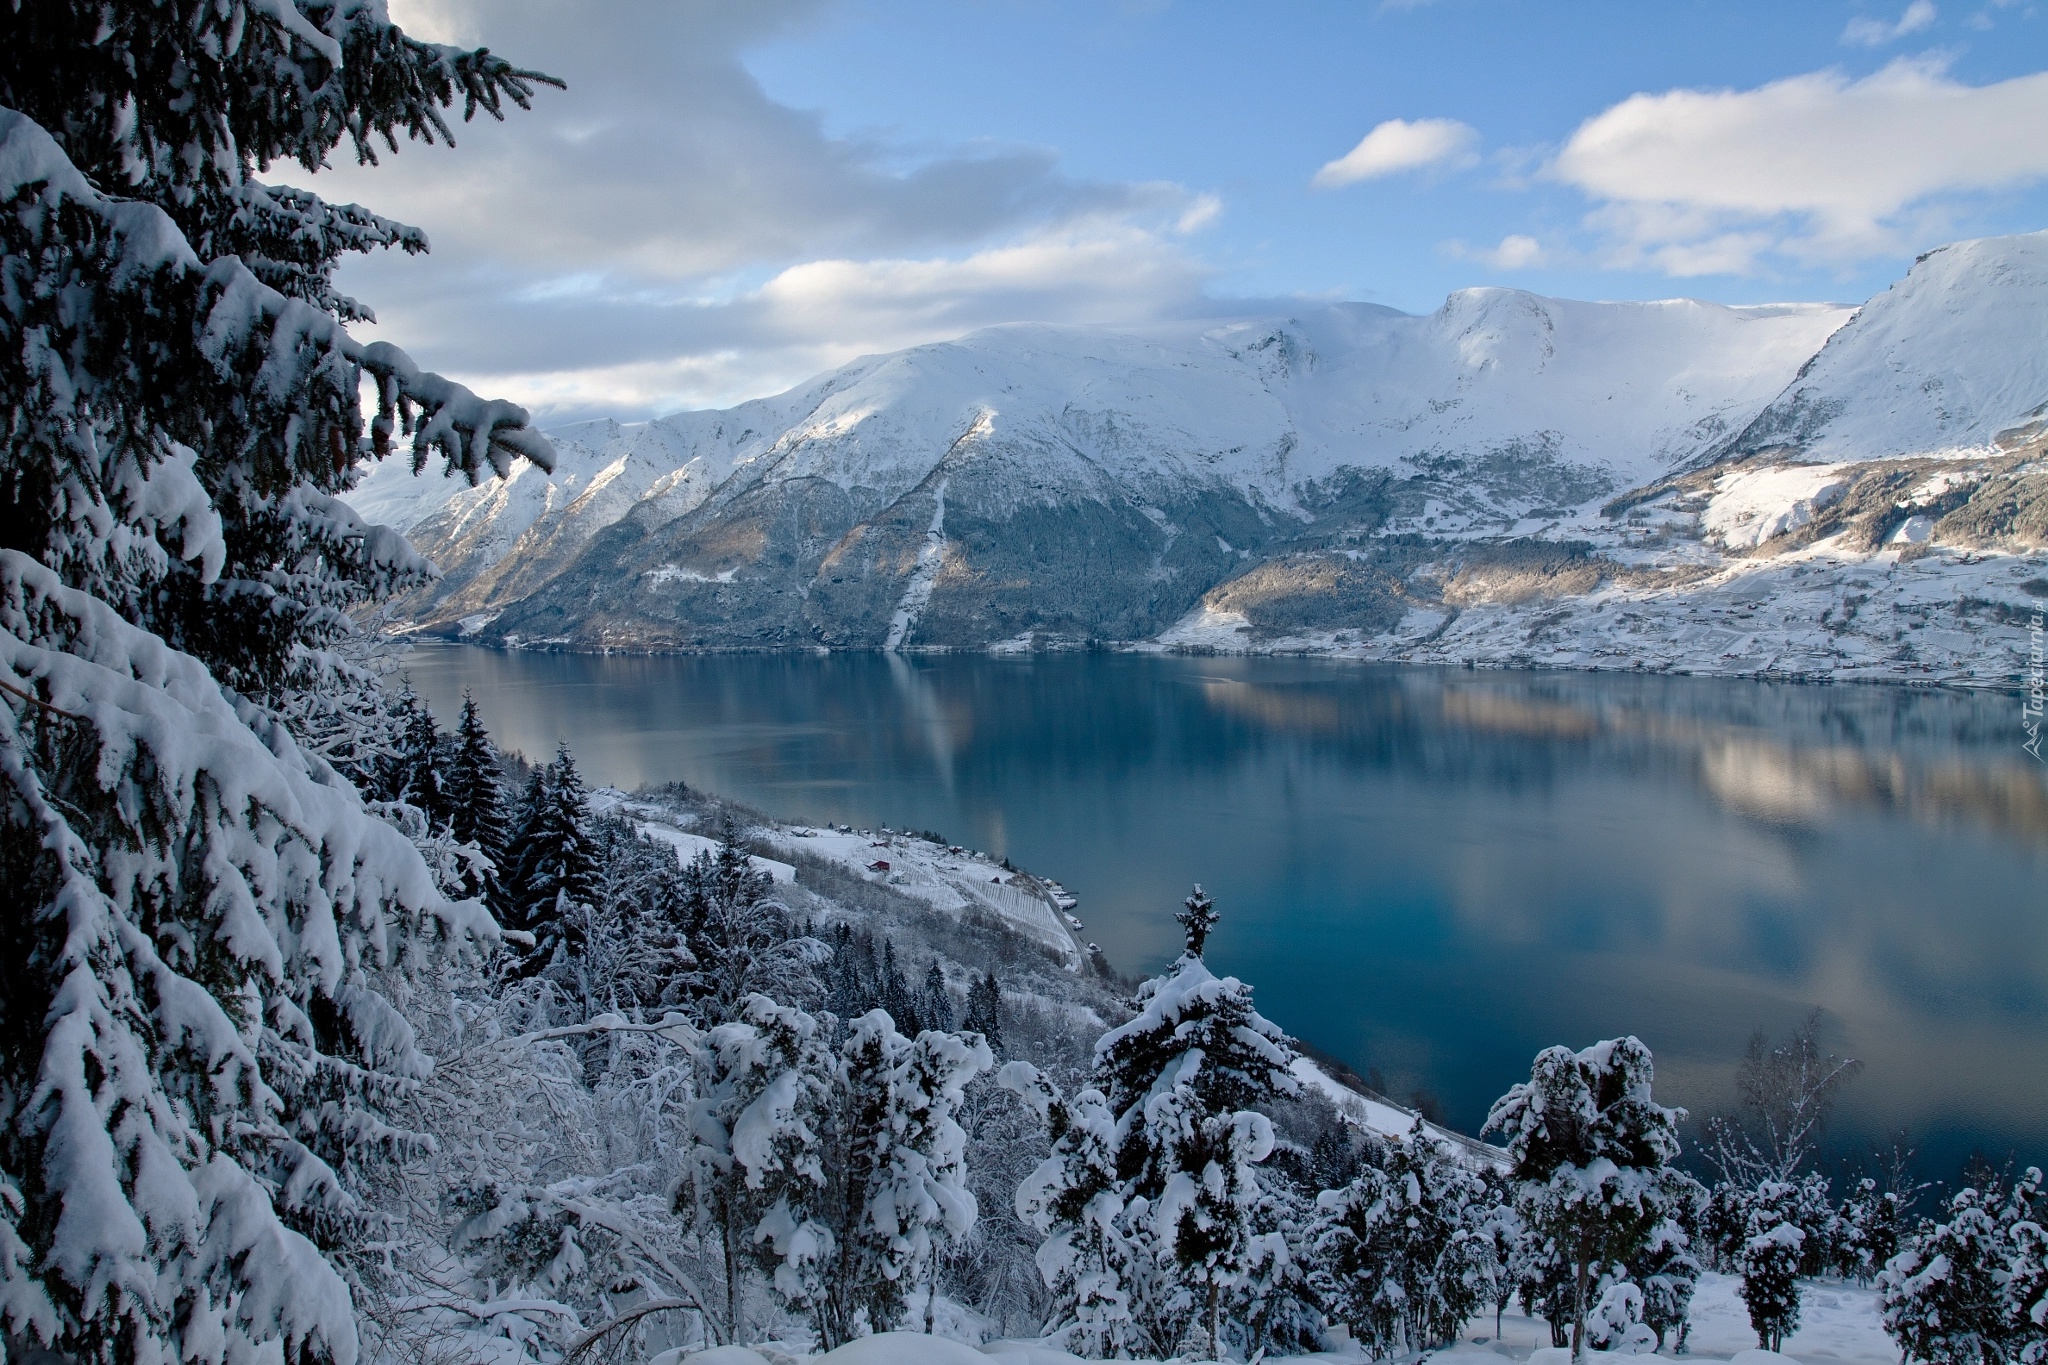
1710 232 2048 465
354 290 1845 645
350 232 2048 684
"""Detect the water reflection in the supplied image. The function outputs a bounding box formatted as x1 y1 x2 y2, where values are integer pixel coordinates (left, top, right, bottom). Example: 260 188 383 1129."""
396 647 2047 1175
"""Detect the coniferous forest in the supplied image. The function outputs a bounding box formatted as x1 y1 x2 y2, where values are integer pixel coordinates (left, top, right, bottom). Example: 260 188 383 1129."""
1 4 2043 1363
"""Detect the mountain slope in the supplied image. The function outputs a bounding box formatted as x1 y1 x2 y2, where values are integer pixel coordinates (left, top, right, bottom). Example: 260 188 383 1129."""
353 292 1846 648
348 231 2048 685
1712 230 2048 464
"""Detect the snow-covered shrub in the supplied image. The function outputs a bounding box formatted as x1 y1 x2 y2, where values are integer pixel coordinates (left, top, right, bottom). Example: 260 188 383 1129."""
378 974 720 1364
1309 1118 1498 1354
1587 1279 1653 1353
1881 1168 2045 1365
1740 1220 1806 1352
1837 1175 1910 1284
703 995 991 1352
1632 1210 1703 1352
2006 1213 2048 1365
1484 1036 1690 1360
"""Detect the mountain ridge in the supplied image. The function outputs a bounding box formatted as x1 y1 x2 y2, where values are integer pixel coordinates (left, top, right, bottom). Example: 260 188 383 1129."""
348 231 2048 686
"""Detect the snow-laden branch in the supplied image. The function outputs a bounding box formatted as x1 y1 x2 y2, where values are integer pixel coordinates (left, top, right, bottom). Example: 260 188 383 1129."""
564 1297 702 1362
512 1012 701 1047
0 106 556 485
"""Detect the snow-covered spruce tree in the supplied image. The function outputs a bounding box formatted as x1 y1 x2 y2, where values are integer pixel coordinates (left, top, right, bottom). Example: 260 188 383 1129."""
921 961 955 1032
507 743 600 975
1881 1167 2045 1365
964 971 1004 1058
1484 1036 1689 1361
1 1 556 711
0 5 558 1359
1309 1117 1497 1354
676 823 825 1025
378 685 451 830
703 995 991 1352
444 691 512 915
1000 1064 1150 1358
1077 886 1300 1359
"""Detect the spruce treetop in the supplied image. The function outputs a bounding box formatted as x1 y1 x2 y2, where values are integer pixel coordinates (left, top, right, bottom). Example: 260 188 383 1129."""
1176 882 1219 957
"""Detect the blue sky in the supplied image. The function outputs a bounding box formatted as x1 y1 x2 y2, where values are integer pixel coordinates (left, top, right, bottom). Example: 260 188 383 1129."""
313 0 2048 421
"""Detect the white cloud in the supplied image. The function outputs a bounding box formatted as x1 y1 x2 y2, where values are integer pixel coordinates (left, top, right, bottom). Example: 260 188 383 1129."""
1445 234 1550 270
296 0 1216 419
1551 58 2048 274
1312 118 1479 188
1843 0 1938 46
1484 234 1547 269
344 221 1217 419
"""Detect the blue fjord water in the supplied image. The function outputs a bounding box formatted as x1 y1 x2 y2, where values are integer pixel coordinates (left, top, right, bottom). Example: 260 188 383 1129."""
398 646 2048 1177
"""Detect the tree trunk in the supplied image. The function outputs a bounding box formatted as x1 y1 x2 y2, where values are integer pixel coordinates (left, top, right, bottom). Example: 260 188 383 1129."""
1207 1280 1220 1362
1571 1252 1591 1363
722 1203 741 1344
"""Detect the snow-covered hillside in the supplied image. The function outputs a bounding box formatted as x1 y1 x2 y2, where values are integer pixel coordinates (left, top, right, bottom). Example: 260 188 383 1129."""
348 232 2048 684
1712 232 2048 466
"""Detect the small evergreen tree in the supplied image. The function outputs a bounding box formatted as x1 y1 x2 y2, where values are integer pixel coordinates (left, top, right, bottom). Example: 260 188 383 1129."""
506 743 600 973
1069 886 1298 1358
1484 1037 1689 1361
921 960 955 1032
445 691 513 912
381 685 453 830
1176 882 1220 956
964 970 1004 1057
1741 1219 1805 1352
1633 1187 1705 1351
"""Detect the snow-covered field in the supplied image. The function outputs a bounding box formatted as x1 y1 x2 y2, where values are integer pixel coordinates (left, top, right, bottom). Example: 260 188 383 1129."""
1154 534 2046 687
591 792 1086 969
659 1273 1894 1364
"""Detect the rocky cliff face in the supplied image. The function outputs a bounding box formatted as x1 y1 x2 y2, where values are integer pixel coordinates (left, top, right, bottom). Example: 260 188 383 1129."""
346 233 2048 684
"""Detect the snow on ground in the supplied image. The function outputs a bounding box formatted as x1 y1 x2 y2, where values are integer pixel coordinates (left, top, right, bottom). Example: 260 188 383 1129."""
751 823 1086 970
1292 1058 1510 1171
587 790 1088 972
1157 538 2046 687
1700 465 1850 551
655 1273 1894 1363
588 792 797 884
